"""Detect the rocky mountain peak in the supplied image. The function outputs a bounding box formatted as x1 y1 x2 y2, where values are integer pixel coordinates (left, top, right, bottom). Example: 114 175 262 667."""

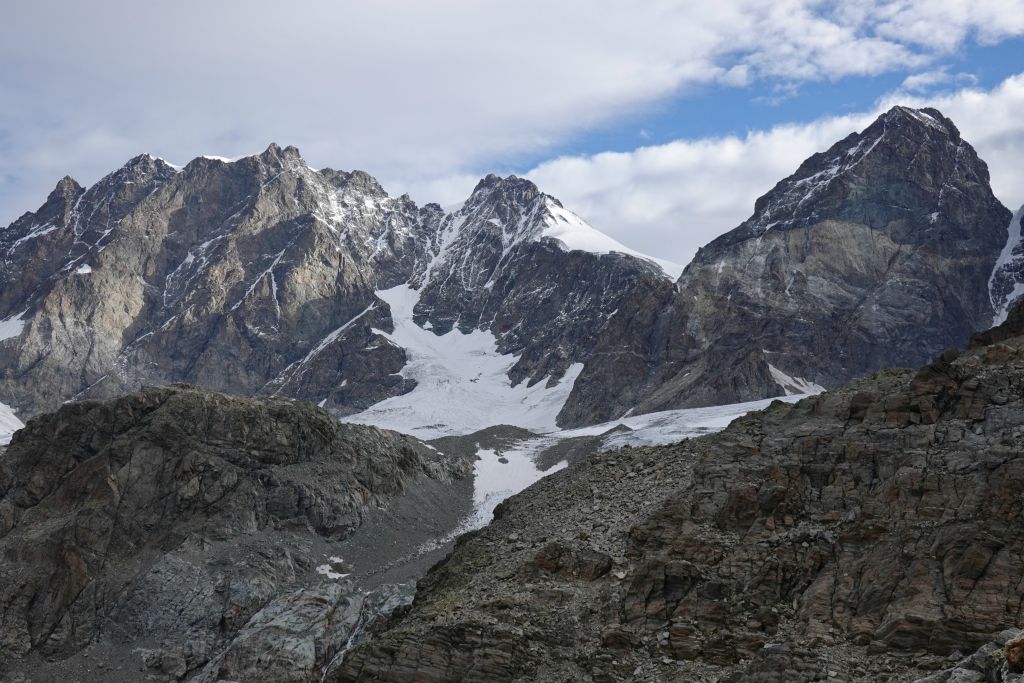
883 104 961 139
568 106 1012 426
23 174 85 224
708 105 1002 252
257 141 302 163
464 173 542 212
321 168 389 199
51 174 85 198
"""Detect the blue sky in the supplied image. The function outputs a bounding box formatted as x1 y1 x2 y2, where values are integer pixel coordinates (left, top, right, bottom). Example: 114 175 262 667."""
546 36 1024 159
2 1 1023 263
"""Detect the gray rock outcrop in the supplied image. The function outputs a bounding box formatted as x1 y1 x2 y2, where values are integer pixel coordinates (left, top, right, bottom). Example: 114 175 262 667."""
0 384 469 681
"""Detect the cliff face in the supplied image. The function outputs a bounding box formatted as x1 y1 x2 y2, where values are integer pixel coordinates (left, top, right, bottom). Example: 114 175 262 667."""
560 107 1012 426
0 147 437 416
335 302 1024 682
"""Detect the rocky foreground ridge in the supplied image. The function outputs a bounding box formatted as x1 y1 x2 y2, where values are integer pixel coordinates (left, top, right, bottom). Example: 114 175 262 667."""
334 301 1024 682
0 385 470 682
1 107 1020 430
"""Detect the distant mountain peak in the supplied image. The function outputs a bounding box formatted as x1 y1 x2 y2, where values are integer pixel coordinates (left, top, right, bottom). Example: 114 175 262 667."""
882 105 960 138
710 104 994 248
50 175 84 199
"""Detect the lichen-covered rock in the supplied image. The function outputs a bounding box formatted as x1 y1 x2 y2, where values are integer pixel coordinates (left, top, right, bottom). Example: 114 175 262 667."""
915 629 1024 682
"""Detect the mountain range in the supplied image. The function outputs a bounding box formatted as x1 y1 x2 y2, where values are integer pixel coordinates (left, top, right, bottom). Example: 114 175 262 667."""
2 106 1021 437
2 106 1024 682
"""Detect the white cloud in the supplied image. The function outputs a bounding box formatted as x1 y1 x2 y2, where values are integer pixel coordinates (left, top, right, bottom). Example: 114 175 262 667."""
528 74 1024 265
901 68 978 93
901 70 953 92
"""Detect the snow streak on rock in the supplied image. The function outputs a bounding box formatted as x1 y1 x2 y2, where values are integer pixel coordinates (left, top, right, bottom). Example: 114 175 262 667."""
0 401 23 445
990 204 1024 325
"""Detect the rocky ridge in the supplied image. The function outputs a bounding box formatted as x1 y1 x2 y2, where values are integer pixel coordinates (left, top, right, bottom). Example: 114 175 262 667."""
0 150 670 425
0 384 471 682
334 301 1024 682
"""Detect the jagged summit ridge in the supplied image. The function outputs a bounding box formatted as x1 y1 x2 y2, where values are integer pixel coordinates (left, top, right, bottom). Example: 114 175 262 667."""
0 144 675 420
0 105 1016 433
709 105 983 251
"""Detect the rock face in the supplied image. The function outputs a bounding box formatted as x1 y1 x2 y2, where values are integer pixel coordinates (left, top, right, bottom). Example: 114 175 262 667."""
0 107 1013 432
560 106 1012 426
412 174 675 389
0 147 436 417
0 385 468 681
0 150 671 424
334 301 1024 682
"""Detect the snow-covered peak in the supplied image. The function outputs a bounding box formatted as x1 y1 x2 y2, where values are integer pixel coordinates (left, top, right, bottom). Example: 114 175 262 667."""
539 198 683 277
446 174 681 278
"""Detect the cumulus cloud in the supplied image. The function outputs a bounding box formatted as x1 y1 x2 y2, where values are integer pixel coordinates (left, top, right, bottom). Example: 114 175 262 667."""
528 74 1024 265
900 69 977 92
2 0 1023 243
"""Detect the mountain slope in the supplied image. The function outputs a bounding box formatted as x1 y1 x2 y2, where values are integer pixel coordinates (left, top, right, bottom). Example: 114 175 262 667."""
558 106 1012 426
0 385 470 682
333 301 1024 682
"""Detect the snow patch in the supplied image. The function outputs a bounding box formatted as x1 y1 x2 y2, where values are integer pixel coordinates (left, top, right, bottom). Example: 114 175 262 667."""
457 393 819 533
315 564 350 580
75 263 93 274
541 199 683 278
0 311 28 341
990 205 1024 325
469 446 568 528
580 394 813 450
0 401 24 446
345 285 583 438
768 364 825 396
